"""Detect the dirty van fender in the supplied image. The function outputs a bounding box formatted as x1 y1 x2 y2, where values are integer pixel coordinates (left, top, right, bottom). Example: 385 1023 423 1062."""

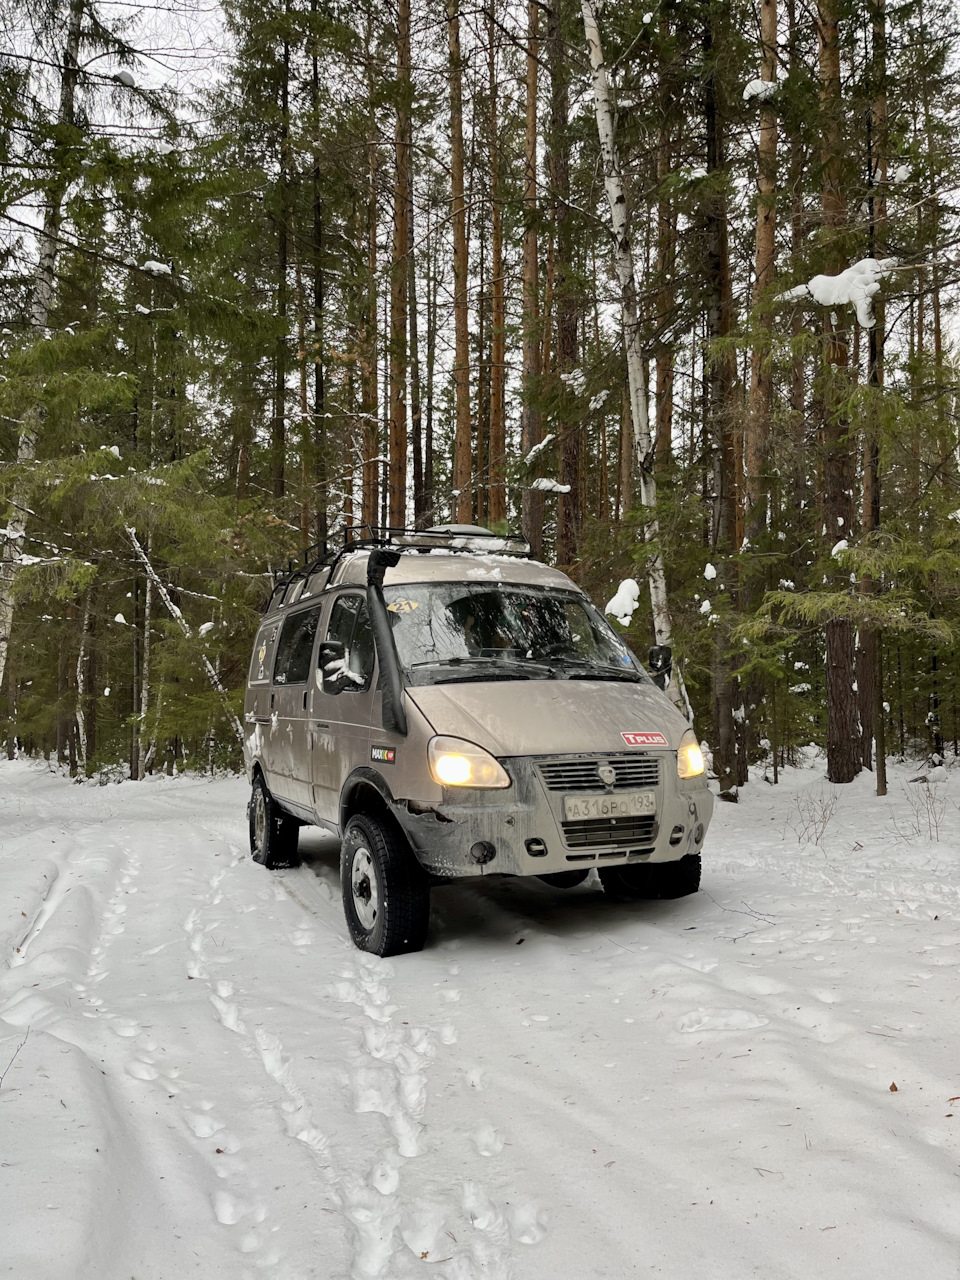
339 767 458 877
339 766 399 831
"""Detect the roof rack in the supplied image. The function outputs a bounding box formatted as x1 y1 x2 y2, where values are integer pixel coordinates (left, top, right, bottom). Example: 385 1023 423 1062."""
264 524 531 613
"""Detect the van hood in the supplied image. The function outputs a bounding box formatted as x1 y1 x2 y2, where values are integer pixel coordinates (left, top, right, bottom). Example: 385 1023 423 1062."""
405 678 690 758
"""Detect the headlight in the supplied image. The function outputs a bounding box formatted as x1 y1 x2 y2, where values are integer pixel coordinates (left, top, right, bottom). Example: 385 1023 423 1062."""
677 728 705 779
428 736 511 789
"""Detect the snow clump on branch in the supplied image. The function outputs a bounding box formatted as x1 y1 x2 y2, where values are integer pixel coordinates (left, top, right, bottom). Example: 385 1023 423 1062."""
605 579 641 627
528 478 570 494
142 260 173 277
743 78 777 102
778 257 898 328
522 433 555 466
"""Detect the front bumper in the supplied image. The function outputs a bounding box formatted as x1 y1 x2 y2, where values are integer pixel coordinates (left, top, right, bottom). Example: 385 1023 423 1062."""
392 751 713 878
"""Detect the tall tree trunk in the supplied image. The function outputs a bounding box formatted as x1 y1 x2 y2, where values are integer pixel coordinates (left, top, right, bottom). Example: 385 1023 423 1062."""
311 0 327 546
272 26 291 501
745 0 778 542
487 2 507 526
581 1 681 674
424 200 437 521
408 164 425 525
75 589 92 774
704 8 741 797
521 0 544 557
0 0 83 696
448 2 472 524
654 15 676 468
859 0 887 789
551 0 580 567
819 0 861 782
361 40 380 527
389 0 411 528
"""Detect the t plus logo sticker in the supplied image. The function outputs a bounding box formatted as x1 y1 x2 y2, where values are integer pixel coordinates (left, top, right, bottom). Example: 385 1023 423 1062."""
371 746 396 764
621 731 668 747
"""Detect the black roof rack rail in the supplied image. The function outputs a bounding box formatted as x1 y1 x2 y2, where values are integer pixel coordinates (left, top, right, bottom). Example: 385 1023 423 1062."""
264 524 531 613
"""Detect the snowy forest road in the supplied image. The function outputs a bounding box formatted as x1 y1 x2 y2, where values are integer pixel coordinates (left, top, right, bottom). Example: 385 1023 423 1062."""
1 759 958 1280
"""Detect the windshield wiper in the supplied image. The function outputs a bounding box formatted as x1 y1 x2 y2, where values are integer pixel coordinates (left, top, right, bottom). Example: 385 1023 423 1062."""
409 656 555 684
552 664 643 683
431 669 543 685
410 656 552 673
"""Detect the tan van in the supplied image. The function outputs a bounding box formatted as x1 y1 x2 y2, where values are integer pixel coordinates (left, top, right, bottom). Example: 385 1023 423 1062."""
244 526 713 956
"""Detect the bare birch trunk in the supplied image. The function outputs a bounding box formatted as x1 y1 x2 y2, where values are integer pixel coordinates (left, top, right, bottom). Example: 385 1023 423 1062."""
580 1 676 653
126 529 244 745
75 589 92 774
0 0 84 696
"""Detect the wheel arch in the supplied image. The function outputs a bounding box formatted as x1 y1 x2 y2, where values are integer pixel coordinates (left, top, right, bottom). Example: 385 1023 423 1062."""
340 767 398 834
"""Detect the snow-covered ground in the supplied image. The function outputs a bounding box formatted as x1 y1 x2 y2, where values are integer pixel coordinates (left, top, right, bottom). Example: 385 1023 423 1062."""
1 756 958 1280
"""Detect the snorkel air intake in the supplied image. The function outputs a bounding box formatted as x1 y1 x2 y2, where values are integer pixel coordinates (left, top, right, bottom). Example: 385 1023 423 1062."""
366 548 408 738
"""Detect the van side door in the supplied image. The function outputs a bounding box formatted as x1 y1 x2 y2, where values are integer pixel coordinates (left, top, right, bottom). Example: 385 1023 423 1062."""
270 605 322 809
310 592 377 824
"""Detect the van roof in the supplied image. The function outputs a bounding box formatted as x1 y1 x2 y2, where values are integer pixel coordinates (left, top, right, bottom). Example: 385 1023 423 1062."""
261 524 579 618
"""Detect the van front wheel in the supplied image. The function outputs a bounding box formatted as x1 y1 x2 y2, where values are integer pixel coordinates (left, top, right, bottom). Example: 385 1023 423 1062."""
599 854 701 901
249 774 301 869
341 814 430 957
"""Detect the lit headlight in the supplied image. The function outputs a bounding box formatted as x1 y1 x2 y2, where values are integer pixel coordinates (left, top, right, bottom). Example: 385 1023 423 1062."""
428 736 511 789
677 728 705 779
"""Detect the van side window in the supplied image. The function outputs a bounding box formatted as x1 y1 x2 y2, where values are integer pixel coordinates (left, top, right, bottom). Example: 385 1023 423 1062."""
325 595 375 693
273 608 321 685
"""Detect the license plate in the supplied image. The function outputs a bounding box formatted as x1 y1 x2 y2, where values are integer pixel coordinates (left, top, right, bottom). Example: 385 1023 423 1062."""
563 790 657 821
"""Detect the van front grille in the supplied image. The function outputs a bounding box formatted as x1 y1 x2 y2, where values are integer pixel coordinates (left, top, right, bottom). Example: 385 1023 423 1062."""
538 755 660 793
561 815 658 848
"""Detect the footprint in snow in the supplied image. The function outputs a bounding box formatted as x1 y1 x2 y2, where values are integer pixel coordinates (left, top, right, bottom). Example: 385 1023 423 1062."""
461 1182 502 1233
400 1201 449 1258
185 1111 223 1138
508 1201 549 1245
465 1067 484 1091
126 1058 159 1081
212 1189 247 1226
369 1157 400 1196
112 1020 139 1038
471 1123 504 1157
677 1008 769 1034
440 1024 458 1045
210 994 246 1034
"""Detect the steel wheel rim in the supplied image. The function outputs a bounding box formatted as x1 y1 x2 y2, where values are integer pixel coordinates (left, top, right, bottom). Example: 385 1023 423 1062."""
254 789 266 852
351 846 379 931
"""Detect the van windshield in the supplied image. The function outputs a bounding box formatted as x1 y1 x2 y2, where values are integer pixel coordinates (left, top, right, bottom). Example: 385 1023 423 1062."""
382 584 647 686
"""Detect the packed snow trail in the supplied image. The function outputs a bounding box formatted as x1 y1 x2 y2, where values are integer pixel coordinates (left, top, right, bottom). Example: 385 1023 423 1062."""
1 758 958 1279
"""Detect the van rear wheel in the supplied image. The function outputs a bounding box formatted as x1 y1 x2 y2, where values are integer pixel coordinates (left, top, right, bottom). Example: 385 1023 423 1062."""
341 814 430 957
599 854 701 901
249 774 301 869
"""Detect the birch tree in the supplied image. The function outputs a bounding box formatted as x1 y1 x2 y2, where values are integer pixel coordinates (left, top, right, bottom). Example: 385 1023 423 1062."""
580 1 678 658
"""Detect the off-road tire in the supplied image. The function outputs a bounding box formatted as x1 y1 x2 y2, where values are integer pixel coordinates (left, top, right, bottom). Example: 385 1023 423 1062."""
341 813 430 956
536 870 591 889
599 853 701 901
249 773 301 869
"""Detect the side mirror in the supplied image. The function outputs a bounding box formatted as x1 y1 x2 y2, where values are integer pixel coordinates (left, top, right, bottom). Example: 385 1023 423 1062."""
648 644 672 691
318 640 347 693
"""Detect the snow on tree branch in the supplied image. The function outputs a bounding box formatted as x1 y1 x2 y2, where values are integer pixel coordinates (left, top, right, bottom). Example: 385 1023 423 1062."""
777 257 898 328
